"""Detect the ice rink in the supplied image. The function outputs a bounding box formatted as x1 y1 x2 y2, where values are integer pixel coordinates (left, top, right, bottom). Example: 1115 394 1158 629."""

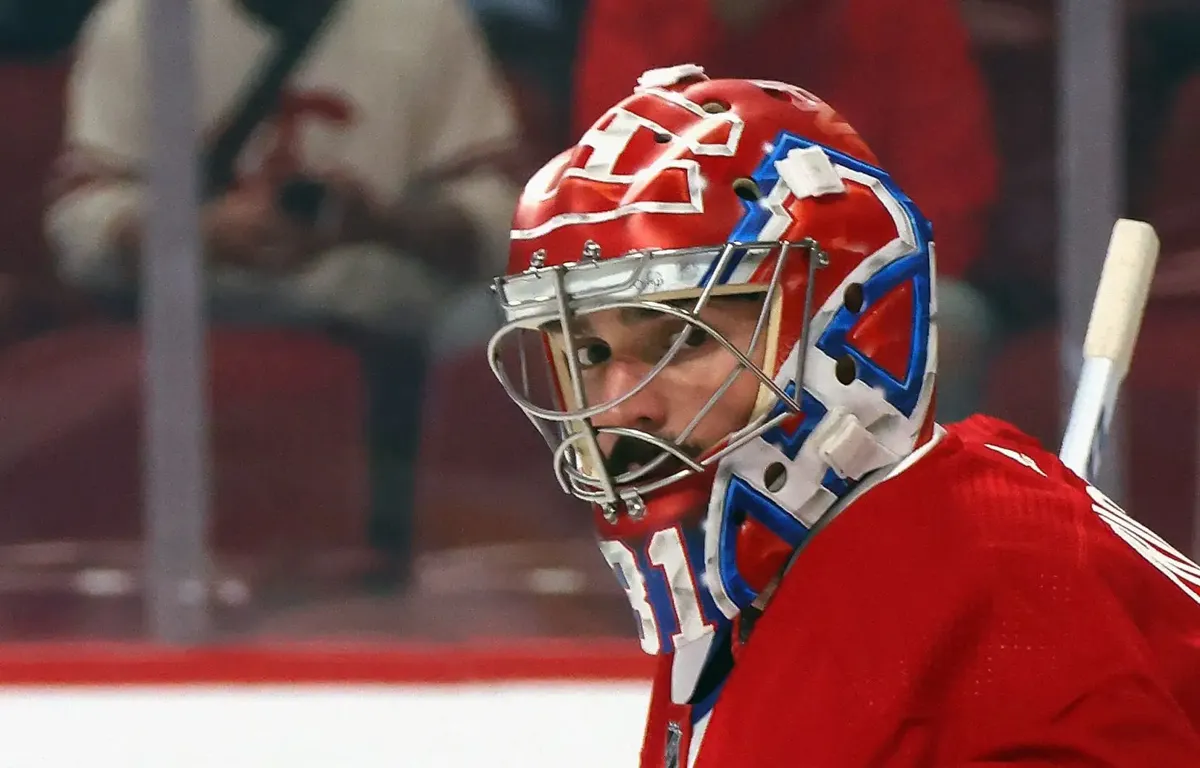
0 682 651 767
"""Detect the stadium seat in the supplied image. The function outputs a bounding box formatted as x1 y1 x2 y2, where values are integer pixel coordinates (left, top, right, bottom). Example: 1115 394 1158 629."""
0 326 368 554
414 344 592 553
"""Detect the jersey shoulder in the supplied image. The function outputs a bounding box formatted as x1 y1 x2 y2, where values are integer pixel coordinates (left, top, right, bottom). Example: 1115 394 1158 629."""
793 414 1122 597
931 413 1082 495
798 413 1195 612
862 414 1092 543
943 414 1064 468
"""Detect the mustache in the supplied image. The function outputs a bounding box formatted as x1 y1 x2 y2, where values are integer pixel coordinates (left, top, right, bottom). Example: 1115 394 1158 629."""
602 434 703 478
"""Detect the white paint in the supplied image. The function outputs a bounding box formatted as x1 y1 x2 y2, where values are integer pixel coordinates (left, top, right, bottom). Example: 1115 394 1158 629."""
511 88 744 240
636 64 707 89
0 683 651 767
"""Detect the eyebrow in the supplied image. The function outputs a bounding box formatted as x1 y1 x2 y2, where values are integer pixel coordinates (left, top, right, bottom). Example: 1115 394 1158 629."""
542 295 761 335
559 305 681 335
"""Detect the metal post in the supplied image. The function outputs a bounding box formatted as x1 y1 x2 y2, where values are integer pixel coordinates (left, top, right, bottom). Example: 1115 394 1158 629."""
1058 0 1127 501
142 0 212 642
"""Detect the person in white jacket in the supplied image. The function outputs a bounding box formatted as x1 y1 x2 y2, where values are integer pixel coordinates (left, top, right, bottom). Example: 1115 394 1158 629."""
46 0 523 584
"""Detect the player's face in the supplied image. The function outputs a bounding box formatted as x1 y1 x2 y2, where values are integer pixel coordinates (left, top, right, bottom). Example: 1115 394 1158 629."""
555 296 767 475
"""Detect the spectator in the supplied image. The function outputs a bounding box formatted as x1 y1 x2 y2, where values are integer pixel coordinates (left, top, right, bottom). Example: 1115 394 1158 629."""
573 0 1000 421
44 0 521 586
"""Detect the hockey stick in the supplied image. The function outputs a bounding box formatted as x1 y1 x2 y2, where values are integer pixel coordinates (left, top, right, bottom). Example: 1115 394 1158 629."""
1058 219 1160 481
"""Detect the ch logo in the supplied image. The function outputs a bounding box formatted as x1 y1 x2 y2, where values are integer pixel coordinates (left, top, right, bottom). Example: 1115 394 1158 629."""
511 88 746 240
237 88 354 188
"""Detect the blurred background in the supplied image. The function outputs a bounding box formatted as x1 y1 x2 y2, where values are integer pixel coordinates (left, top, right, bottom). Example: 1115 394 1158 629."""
0 0 1196 651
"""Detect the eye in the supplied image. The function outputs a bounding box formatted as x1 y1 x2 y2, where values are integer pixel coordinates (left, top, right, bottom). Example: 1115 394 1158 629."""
574 339 612 368
669 325 709 350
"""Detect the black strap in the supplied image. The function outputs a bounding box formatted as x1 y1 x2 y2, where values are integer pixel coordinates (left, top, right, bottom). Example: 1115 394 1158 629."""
201 0 341 200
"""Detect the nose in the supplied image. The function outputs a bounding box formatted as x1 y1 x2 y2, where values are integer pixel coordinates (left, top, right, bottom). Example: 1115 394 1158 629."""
588 358 668 435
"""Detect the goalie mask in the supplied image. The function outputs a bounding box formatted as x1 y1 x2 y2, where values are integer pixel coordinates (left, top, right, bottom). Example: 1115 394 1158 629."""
487 67 938 656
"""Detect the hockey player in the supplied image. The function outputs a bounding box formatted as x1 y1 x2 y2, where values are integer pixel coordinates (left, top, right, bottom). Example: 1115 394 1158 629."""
485 66 1200 766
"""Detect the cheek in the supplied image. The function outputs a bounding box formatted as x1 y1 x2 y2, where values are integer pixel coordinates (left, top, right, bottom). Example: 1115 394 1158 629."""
669 353 761 439
723 364 764 424
655 363 718 419
578 369 606 406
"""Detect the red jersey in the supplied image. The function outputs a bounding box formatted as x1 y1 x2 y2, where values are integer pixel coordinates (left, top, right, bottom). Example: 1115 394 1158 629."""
641 416 1200 767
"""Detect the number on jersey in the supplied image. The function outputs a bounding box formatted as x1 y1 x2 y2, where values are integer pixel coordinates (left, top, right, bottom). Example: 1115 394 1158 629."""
598 526 717 654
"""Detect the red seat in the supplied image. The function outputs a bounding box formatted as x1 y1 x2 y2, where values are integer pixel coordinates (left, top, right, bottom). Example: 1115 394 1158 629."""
415 345 592 553
0 326 368 555
0 56 96 347
0 57 71 284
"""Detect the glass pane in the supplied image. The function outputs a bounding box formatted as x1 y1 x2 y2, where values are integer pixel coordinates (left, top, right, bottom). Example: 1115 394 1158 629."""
11 2 1200 746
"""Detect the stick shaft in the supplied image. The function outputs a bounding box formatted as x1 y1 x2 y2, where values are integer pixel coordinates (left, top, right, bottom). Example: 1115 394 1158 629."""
1059 357 1116 480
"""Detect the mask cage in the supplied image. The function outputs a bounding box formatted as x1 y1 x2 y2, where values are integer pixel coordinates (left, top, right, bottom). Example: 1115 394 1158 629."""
487 239 828 520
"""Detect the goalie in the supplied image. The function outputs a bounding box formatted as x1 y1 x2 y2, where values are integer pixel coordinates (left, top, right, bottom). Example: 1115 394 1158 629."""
485 66 1200 766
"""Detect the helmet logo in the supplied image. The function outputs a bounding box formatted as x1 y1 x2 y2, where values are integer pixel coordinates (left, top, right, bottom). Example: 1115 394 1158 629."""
512 89 746 241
